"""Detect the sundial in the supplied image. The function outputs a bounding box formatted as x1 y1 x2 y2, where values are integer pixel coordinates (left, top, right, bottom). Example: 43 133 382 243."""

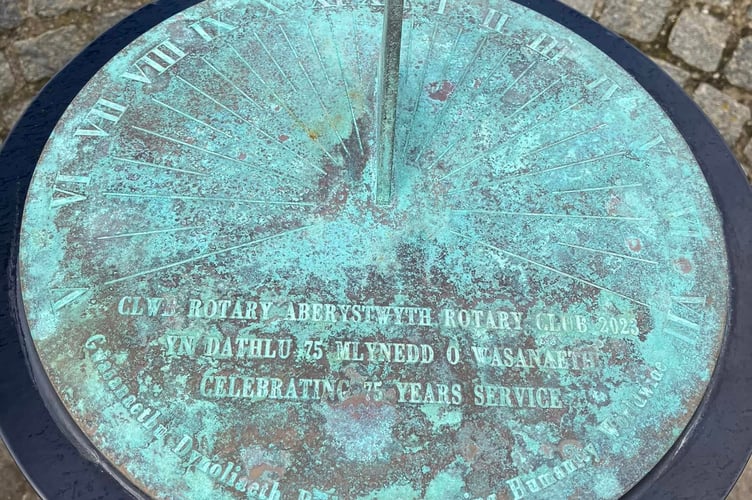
1 0 751 498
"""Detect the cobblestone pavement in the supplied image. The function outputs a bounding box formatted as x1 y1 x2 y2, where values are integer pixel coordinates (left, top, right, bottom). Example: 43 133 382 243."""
1 0 752 498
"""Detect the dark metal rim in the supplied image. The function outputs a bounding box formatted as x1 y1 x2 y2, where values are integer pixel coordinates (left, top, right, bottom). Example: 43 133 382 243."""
0 0 750 498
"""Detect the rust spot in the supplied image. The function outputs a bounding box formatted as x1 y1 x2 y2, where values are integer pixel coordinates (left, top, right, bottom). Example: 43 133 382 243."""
427 80 455 102
278 134 289 143
308 130 320 141
626 238 642 252
238 152 247 161
607 195 621 215
675 258 692 274
474 78 482 89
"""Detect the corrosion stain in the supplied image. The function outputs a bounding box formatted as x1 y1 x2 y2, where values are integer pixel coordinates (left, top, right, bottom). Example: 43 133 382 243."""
675 258 693 274
278 134 289 143
627 238 643 252
427 81 455 102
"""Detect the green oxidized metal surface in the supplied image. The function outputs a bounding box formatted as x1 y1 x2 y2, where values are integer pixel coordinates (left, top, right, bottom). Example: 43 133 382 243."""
18 0 729 498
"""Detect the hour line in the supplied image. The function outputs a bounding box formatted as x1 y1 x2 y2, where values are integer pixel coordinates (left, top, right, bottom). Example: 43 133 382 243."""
228 45 338 166
349 7 365 88
401 21 440 159
449 230 649 307
439 96 586 182
505 77 563 122
307 22 332 86
280 26 351 155
111 156 207 176
130 126 248 166
414 32 486 165
498 60 537 102
522 123 607 157
557 242 658 265
103 192 317 207
554 183 643 195
104 224 321 286
326 15 364 154
176 73 327 174
151 97 233 139
450 150 629 194
251 0 283 14
253 31 299 93
452 209 646 221
97 226 204 240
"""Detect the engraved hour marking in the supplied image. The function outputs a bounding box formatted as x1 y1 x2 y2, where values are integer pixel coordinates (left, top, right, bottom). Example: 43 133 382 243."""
439 96 585 181
151 97 233 139
664 296 706 345
75 98 127 137
436 0 447 14
415 34 490 164
131 125 250 166
401 21 440 159
52 287 90 312
407 27 465 162
325 16 365 153
505 77 563 121
225 46 337 165
103 224 320 286
450 231 650 307
97 226 204 240
307 22 332 86
280 26 351 155
122 40 187 84
667 206 704 239
251 0 284 14
112 156 208 176
452 209 646 221
450 151 629 194
51 175 90 208
640 134 673 155
103 192 316 207
554 183 643 195
527 33 568 63
522 123 607 157
189 16 237 42
481 8 509 33
175 73 327 173
557 242 658 264
586 76 621 101
253 32 299 93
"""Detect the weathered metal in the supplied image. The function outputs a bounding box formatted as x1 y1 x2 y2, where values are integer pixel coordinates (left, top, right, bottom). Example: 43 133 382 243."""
15 0 730 498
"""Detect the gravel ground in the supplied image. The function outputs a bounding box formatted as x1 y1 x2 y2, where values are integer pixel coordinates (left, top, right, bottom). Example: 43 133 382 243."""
1 0 751 498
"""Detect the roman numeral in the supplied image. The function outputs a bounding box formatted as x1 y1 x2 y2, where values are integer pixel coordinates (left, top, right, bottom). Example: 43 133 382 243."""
75 98 127 138
313 0 345 7
664 296 706 345
586 76 621 101
51 175 90 209
528 33 569 63
639 134 673 156
52 288 90 312
189 16 237 42
481 8 509 32
123 40 187 84
667 205 704 239
436 0 448 14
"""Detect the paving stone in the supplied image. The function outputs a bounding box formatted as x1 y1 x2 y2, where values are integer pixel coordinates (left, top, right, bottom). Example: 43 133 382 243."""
31 0 96 17
725 37 752 91
0 54 15 98
559 0 597 16
693 84 751 145
0 441 38 500
0 1 23 30
13 26 89 82
599 0 672 42
652 58 691 87
668 9 732 72
704 0 732 9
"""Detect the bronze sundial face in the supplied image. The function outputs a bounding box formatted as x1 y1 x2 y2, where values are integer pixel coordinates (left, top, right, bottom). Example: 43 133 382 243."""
14 0 730 498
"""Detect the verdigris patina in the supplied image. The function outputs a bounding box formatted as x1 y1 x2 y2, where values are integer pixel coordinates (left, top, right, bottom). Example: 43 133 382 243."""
18 0 729 498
